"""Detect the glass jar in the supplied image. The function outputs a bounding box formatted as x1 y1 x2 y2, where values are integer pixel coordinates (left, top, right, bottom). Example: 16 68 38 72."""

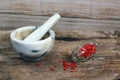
71 41 97 62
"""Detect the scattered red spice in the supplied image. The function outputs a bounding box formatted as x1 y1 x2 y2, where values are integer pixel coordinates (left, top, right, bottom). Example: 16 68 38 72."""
70 62 77 72
36 63 41 67
63 60 68 71
49 66 56 71
63 60 77 72
36 60 77 72
79 43 96 58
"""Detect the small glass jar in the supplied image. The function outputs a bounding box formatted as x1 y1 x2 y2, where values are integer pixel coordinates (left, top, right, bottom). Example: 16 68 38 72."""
71 40 97 62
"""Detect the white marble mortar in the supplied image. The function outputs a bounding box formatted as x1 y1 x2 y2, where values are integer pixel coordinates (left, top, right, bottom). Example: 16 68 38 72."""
10 26 55 61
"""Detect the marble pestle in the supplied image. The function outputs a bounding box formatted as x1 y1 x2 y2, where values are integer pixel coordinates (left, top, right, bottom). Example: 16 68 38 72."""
24 13 61 42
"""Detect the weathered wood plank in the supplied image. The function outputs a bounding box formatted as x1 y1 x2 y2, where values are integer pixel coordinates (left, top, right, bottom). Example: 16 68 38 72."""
92 0 120 19
0 0 120 20
0 30 120 80
0 14 120 31
0 0 92 18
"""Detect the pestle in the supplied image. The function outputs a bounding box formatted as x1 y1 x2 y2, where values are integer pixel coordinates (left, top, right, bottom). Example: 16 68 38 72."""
24 13 61 42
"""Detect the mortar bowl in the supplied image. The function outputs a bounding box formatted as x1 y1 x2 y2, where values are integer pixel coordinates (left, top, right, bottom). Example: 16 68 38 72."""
10 26 55 61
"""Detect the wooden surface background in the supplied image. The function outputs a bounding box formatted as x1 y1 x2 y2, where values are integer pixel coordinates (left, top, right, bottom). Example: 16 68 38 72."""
0 0 120 19
0 0 120 31
0 30 120 80
0 0 120 80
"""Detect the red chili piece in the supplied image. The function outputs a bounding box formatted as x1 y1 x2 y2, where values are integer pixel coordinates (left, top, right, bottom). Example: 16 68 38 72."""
70 62 77 72
63 60 77 72
63 60 68 71
36 63 41 67
79 43 96 58
50 66 56 71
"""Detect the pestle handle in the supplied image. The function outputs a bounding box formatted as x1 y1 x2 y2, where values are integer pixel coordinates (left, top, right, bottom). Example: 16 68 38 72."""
24 13 61 42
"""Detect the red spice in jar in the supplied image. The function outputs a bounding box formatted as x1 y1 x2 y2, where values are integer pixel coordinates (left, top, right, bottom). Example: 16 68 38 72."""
79 43 96 58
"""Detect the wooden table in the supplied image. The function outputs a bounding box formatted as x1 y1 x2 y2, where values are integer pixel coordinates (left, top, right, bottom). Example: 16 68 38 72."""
0 30 120 80
0 0 120 80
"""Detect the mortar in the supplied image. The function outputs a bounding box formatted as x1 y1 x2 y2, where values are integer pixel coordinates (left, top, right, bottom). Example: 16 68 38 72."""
10 26 55 61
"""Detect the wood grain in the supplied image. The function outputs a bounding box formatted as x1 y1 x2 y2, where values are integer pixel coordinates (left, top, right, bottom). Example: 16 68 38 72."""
0 1 120 79
0 0 120 19
0 30 120 80
0 14 120 31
